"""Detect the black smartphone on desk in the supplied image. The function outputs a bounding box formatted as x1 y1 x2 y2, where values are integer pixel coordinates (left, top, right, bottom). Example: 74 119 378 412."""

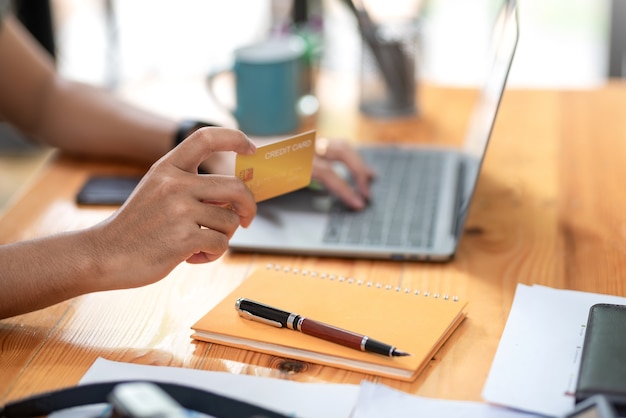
76 175 141 205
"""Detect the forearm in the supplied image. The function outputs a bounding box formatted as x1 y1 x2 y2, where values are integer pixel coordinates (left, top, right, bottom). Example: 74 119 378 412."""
0 16 176 165
0 229 106 319
35 79 176 164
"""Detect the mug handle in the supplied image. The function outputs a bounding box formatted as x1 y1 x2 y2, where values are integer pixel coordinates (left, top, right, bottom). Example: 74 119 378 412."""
206 66 235 117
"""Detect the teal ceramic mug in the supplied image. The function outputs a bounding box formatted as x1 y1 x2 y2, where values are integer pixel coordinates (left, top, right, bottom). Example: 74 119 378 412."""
208 36 306 136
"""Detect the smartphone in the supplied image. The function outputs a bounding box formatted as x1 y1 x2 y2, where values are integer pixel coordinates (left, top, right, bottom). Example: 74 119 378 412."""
76 175 141 205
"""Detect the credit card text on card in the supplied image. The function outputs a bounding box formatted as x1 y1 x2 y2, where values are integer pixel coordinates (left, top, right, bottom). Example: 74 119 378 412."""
235 131 316 202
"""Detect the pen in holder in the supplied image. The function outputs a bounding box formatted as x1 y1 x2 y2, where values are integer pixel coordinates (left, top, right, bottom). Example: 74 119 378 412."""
348 0 420 118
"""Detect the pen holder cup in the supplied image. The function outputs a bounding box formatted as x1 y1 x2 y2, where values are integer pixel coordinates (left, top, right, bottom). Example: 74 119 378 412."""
207 36 308 137
359 20 420 118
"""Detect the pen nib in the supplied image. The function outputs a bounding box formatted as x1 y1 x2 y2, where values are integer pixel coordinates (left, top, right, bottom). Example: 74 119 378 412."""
392 349 411 357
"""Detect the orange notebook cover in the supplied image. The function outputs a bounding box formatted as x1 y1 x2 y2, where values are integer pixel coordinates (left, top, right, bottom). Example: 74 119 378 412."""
191 264 467 381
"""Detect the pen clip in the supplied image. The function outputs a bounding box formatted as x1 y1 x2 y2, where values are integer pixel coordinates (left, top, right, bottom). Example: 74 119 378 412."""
237 309 284 328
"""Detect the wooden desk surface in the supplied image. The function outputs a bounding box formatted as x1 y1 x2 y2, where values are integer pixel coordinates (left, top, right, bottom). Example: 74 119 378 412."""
3 78 626 406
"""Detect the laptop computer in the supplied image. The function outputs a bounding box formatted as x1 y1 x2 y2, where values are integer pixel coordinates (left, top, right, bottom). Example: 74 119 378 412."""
229 0 519 261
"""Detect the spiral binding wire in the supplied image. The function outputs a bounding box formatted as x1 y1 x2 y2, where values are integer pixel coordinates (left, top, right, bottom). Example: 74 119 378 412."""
264 263 459 302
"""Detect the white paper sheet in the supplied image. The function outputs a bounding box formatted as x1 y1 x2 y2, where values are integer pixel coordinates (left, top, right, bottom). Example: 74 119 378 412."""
482 284 626 417
352 381 540 418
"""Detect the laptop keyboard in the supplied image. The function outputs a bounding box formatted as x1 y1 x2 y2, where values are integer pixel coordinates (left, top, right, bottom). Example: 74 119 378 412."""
323 148 444 248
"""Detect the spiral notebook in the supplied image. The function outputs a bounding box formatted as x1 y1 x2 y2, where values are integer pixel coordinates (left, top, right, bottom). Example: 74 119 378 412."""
191 264 467 381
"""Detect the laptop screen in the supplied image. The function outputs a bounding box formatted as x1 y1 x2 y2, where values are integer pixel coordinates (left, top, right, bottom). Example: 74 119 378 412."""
454 0 519 237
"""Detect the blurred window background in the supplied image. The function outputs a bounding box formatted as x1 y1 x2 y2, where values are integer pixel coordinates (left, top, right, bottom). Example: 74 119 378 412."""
0 0 617 212
46 0 612 91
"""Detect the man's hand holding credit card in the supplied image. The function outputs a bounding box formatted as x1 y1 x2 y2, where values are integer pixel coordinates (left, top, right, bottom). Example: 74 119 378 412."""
235 131 316 202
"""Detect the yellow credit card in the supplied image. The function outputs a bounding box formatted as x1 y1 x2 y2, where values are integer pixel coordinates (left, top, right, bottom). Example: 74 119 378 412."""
235 130 316 202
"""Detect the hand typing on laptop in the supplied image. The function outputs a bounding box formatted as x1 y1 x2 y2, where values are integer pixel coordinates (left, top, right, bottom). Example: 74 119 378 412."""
310 137 376 210
201 136 375 211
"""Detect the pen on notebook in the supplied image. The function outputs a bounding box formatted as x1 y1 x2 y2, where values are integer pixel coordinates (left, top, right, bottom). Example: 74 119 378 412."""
235 298 411 357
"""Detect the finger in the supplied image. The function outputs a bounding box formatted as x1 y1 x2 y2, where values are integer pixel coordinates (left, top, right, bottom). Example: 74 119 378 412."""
199 151 236 175
319 139 376 199
185 228 231 264
187 252 214 264
343 156 376 200
166 127 256 174
193 201 242 238
313 160 366 210
190 175 257 227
